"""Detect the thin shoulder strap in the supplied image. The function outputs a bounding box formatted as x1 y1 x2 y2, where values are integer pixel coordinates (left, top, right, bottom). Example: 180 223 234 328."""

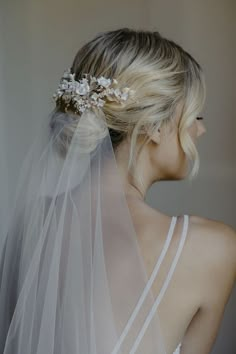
129 214 189 354
111 215 178 354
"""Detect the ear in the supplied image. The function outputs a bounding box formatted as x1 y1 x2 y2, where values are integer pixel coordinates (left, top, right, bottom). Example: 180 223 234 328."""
147 127 161 145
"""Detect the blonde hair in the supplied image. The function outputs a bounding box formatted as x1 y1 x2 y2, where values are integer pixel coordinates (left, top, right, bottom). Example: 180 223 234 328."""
51 28 206 180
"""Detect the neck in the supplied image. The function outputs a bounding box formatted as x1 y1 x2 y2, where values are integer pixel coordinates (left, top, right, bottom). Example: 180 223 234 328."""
113 141 155 202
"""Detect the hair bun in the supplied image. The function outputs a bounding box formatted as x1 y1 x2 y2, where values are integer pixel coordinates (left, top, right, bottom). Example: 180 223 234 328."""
50 109 109 158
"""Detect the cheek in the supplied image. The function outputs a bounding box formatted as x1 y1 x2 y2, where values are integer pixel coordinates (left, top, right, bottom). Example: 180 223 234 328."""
162 134 186 169
175 132 188 173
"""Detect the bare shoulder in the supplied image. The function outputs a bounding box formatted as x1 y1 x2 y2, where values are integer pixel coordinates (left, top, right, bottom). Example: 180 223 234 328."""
188 214 236 282
176 215 236 354
189 214 236 250
136 206 236 353
144 209 236 300
128 200 236 286
190 213 236 239
178 215 236 353
185 214 236 299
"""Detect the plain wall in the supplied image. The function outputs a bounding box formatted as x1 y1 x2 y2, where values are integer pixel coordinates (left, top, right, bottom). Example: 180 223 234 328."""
0 0 235 353
0 9 9 238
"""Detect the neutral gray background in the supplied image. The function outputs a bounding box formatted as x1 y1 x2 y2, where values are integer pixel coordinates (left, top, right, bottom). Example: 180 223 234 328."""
0 0 235 353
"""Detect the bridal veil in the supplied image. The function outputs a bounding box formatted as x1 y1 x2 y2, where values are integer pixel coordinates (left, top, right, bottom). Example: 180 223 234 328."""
0 105 167 354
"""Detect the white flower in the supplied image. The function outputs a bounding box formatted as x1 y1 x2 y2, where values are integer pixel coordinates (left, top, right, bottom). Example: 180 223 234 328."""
113 88 122 98
97 76 111 88
120 92 128 100
106 88 115 94
75 82 90 96
97 98 105 107
81 78 89 85
60 83 69 90
91 93 99 100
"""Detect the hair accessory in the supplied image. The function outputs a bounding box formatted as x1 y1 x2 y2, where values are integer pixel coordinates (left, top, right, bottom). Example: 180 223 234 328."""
53 68 136 113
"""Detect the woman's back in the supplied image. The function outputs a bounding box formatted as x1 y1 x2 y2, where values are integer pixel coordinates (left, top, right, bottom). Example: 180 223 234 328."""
126 197 236 354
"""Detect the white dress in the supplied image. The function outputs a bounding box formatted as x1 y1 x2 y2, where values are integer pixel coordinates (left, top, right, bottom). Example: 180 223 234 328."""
129 214 189 354
173 342 182 354
156 215 188 354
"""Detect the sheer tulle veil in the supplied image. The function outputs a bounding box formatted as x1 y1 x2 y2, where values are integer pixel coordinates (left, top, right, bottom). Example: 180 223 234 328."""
0 94 168 352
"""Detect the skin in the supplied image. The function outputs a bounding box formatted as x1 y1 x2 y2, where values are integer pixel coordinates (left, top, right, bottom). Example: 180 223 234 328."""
114 106 236 354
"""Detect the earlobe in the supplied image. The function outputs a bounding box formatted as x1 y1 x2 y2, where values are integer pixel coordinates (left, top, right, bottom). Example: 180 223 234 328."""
149 127 161 144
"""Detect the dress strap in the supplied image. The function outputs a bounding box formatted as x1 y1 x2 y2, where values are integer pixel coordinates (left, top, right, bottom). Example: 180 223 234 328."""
129 214 189 354
111 215 178 354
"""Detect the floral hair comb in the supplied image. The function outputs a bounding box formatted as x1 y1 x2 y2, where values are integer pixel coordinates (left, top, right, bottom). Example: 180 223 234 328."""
53 68 136 114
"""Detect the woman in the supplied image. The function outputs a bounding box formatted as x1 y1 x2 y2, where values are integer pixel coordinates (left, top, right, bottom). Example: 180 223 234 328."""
0 28 235 354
